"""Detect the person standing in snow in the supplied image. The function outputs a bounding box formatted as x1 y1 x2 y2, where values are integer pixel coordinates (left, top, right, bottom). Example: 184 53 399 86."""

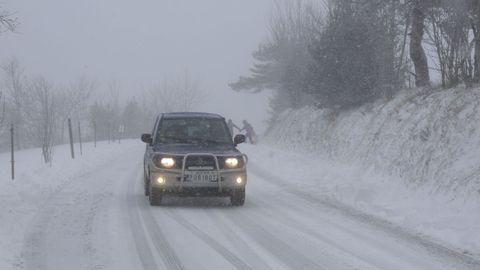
240 120 257 144
227 119 240 137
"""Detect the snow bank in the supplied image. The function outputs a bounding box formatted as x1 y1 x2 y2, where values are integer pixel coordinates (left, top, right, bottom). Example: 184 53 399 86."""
261 86 480 256
266 86 480 199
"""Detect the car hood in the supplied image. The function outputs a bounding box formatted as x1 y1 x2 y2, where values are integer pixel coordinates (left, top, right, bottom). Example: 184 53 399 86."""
152 143 241 155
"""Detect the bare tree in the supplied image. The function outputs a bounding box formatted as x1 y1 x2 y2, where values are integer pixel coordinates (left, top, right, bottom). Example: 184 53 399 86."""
467 0 480 83
2 58 27 148
57 76 95 143
107 80 122 142
410 0 432 87
173 72 206 111
0 91 6 144
0 91 5 127
67 76 95 116
149 72 206 113
0 8 17 33
425 0 472 87
29 77 57 164
396 2 412 91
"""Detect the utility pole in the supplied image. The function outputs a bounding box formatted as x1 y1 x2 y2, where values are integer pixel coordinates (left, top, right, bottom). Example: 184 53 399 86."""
77 120 83 156
68 118 75 159
10 124 14 180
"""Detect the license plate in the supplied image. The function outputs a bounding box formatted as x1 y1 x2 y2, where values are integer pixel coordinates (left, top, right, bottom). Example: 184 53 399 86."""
185 171 218 182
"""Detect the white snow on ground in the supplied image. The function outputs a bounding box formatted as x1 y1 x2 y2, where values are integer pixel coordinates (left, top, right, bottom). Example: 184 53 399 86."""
262 86 480 257
0 138 479 269
0 141 141 269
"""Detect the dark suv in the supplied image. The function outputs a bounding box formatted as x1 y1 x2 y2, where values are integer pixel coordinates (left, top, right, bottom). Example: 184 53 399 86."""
141 112 247 206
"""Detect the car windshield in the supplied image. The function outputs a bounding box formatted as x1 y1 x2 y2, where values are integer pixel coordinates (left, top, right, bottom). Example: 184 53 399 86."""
155 118 232 145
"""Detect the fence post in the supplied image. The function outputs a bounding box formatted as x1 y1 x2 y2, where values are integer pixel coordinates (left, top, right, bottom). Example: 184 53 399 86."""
118 124 124 144
108 123 111 144
93 122 97 148
10 124 14 180
77 120 83 156
68 118 75 159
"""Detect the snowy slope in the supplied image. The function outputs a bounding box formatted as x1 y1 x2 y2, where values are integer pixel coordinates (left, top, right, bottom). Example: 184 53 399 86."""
264 86 480 256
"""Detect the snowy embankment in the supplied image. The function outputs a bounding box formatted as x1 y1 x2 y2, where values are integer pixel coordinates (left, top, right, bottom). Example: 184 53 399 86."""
260 86 480 257
0 141 140 270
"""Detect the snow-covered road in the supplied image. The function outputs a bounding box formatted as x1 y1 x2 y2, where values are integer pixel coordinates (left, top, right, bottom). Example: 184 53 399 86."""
3 141 479 270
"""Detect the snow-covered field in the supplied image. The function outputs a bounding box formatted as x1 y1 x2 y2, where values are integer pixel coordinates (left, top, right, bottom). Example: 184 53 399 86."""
0 138 479 269
264 86 480 257
0 141 141 269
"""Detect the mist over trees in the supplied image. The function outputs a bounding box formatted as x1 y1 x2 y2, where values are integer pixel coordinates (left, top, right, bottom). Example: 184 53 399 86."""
232 0 480 117
0 6 207 158
0 58 96 161
0 57 206 162
147 74 206 115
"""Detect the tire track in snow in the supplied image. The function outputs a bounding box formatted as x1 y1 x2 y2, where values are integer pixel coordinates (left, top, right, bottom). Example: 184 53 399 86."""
126 168 159 270
205 211 274 270
223 209 325 270
134 187 186 270
248 196 387 270
251 183 456 270
164 209 253 270
249 163 480 270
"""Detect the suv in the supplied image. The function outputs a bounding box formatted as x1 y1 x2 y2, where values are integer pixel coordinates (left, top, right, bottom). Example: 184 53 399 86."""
141 112 247 206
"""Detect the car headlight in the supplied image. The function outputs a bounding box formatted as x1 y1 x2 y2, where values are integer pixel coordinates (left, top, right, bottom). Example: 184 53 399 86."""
160 157 175 168
225 157 239 168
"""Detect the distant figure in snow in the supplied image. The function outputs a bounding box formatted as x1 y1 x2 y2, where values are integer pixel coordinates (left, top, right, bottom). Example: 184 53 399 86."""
240 120 257 144
227 119 240 137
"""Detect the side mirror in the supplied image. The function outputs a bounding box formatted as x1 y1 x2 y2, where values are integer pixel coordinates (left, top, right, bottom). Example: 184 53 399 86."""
141 133 152 144
234 134 246 145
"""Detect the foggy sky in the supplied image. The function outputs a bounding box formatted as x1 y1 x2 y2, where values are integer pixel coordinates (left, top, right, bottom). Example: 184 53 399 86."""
0 0 273 133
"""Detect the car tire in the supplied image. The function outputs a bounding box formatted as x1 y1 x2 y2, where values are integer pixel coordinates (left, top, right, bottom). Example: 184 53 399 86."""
231 191 245 206
144 171 150 196
149 185 163 206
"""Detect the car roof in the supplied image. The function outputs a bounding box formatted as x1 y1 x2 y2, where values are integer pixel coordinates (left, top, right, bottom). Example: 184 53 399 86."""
161 112 224 120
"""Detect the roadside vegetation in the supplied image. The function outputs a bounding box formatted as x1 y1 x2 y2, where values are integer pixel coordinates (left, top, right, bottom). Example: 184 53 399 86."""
232 0 480 122
233 0 480 198
0 57 205 163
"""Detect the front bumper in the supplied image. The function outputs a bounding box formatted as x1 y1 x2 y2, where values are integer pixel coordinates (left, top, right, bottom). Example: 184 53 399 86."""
150 170 246 195
148 152 247 196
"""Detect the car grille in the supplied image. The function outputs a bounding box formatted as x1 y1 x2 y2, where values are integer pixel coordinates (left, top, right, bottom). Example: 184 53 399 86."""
185 155 217 170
